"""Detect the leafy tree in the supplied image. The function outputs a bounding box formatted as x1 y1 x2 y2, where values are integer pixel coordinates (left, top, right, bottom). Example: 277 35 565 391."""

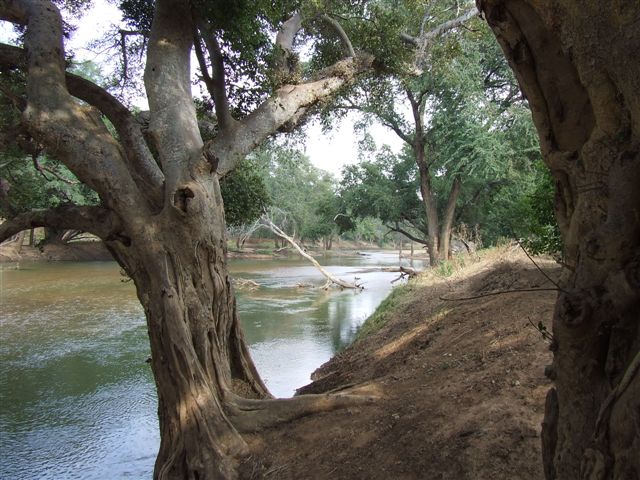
219 157 270 228
328 11 525 265
308 190 340 249
339 146 426 243
519 166 561 256
249 143 338 245
0 62 99 243
0 1 381 477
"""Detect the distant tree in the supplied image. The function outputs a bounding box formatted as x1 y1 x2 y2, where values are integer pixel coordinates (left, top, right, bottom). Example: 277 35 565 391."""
339 147 426 244
329 13 527 264
252 143 337 245
219 157 270 228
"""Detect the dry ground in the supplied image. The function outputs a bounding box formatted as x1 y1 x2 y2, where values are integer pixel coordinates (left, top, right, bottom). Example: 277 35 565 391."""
240 247 562 479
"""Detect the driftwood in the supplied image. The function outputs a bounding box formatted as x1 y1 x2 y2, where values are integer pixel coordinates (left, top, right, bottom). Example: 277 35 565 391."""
232 278 261 289
260 217 363 290
351 266 420 276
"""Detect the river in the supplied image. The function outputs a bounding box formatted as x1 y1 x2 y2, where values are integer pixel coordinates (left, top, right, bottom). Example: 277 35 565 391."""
0 251 422 479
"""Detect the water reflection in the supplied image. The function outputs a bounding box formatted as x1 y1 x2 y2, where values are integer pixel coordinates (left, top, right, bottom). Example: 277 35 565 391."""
0 252 423 479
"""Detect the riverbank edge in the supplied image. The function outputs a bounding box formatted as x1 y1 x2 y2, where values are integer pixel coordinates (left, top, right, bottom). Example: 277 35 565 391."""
0 239 428 263
241 246 560 479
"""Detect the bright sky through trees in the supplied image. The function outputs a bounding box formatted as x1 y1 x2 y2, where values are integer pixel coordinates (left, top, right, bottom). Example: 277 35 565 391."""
0 1 402 177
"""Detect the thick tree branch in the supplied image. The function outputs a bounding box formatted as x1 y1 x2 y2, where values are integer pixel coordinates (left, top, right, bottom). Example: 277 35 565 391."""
193 30 217 99
211 55 374 175
65 73 164 204
0 42 164 207
274 12 303 78
320 14 356 58
0 0 146 216
31 154 79 184
379 113 413 144
195 21 236 131
385 223 428 245
400 7 478 48
0 204 121 243
144 0 204 193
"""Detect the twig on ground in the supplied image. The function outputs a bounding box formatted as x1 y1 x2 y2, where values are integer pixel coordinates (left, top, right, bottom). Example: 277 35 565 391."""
440 287 559 302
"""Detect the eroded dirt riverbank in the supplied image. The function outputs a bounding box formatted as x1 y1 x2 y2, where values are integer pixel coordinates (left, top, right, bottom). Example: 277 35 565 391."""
241 248 560 479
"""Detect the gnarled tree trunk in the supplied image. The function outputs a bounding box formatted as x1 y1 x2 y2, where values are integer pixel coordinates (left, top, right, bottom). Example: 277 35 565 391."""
0 0 376 478
107 178 268 478
480 1 640 478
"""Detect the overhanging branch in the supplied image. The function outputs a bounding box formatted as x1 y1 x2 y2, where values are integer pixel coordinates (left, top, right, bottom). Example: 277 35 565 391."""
320 14 356 58
0 205 122 243
0 2 148 216
211 54 374 175
195 20 236 131
400 7 478 48
384 223 428 245
261 215 362 290
0 42 164 206
274 12 303 78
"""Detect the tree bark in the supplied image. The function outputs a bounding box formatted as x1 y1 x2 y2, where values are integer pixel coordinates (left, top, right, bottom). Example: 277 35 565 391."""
438 175 462 261
410 89 441 266
105 177 268 479
480 1 640 478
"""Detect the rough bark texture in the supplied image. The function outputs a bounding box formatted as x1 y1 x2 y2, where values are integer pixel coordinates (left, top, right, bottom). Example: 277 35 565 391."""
480 1 640 478
106 181 276 478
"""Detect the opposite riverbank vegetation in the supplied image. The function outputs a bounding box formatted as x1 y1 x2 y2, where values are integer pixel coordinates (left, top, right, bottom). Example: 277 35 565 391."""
0 235 429 264
240 246 561 479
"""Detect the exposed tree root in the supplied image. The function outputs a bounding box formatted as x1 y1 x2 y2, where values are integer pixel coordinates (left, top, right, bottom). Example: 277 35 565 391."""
225 392 377 433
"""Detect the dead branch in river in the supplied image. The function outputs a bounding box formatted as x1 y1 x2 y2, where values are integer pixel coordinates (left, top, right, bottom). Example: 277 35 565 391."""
260 216 363 290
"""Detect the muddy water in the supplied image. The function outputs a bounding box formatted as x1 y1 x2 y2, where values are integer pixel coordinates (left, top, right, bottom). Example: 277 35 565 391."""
0 252 422 479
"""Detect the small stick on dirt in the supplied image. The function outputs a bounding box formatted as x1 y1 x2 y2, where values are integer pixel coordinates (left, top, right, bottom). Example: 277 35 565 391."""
513 237 567 293
440 287 559 302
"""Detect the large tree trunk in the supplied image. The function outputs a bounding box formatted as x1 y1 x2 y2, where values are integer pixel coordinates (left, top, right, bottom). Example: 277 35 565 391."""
106 178 371 479
416 150 441 265
481 1 640 478
106 178 268 479
0 0 372 477
411 90 442 267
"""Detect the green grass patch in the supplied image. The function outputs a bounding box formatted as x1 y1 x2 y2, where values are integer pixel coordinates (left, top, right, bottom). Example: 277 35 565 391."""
355 283 412 341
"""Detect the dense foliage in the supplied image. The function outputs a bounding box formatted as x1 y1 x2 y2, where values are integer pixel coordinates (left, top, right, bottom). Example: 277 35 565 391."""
219 158 270 227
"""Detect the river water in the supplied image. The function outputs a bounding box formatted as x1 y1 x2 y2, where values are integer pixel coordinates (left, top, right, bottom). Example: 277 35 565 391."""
0 251 422 479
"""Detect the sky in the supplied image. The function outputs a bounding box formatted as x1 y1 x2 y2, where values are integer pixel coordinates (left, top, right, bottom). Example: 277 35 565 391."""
0 2 403 178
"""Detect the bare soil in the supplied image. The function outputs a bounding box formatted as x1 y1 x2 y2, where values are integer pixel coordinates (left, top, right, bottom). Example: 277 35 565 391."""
240 248 561 479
